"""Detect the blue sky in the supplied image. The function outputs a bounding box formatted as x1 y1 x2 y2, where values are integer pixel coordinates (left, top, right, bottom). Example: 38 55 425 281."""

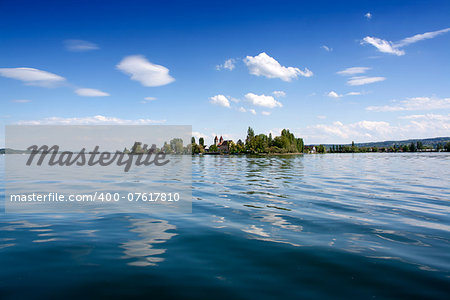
1 0 449 146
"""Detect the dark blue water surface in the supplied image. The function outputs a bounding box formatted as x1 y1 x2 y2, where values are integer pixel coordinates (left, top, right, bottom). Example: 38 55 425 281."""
1 153 449 299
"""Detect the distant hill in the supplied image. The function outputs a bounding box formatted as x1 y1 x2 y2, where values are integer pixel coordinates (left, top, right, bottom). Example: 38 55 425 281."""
353 137 450 148
312 137 450 148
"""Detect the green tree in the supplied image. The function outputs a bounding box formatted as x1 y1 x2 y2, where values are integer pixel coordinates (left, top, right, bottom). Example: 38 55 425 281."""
191 137 196 144
191 143 198 154
272 136 288 150
246 127 255 143
239 127 306 154
131 141 143 154
296 138 304 153
317 144 326 153
199 137 204 147
170 138 184 154
209 144 218 152
163 142 171 153
253 134 269 152
445 142 450 152
245 127 256 152
236 139 245 153
416 141 423 151
228 141 238 153
191 143 204 154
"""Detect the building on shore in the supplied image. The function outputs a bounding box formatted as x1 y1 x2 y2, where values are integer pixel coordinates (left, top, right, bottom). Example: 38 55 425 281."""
304 145 316 154
213 135 232 153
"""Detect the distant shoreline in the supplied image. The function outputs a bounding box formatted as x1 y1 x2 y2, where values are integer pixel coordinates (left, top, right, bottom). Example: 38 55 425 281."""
202 152 304 156
2 136 450 155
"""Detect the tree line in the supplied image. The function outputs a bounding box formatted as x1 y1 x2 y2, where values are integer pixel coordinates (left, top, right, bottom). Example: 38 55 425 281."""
328 141 450 153
122 134 450 155
192 127 304 154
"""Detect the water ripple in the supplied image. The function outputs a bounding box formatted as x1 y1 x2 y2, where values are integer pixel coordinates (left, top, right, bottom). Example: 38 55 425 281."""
0 153 449 298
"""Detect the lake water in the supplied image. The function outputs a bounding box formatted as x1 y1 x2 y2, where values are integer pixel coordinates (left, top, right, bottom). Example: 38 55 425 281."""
0 153 449 299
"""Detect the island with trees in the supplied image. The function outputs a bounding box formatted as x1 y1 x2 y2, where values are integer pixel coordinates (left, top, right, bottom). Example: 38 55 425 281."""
192 127 304 154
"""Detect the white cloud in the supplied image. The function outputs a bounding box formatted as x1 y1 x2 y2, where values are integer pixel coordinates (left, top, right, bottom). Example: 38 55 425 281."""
337 67 371 76
75 88 109 97
327 91 342 98
365 12 372 20
243 52 312 81
317 120 392 139
272 91 286 97
303 120 394 144
396 28 450 47
216 58 236 71
347 76 385 86
237 106 258 115
361 37 405 56
116 55 175 87
396 114 450 135
367 97 450 112
64 39 99 52
321 45 332 52
399 113 450 121
399 115 450 137
261 111 271 116
192 131 207 140
245 93 282 108
362 28 450 56
12 99 31 103
302 114 450 144
346 92 362 96
210 94 231 108
141 96 157 103
16 115 165 125
328 91 361 98
0 67 65 87
337 67 384 86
